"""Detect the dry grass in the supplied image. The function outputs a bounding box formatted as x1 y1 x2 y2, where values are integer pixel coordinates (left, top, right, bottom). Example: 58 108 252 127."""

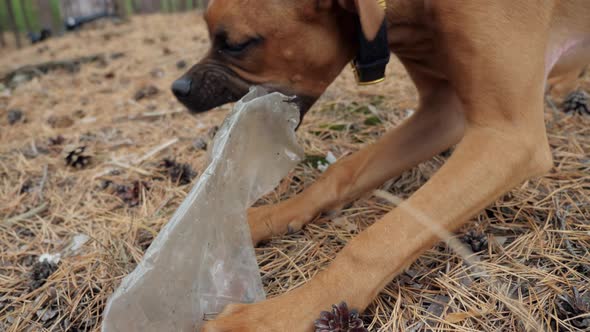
1 13 590 332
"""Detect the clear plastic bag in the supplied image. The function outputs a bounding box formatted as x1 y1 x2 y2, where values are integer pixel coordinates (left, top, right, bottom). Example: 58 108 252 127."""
102 87 304 332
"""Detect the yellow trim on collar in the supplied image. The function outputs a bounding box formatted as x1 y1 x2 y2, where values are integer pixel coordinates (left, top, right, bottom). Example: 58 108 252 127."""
377 0 387 10
357 77 386 85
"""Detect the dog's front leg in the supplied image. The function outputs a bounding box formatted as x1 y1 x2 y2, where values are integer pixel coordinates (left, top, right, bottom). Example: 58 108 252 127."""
202 108 553 331
249 79 465 244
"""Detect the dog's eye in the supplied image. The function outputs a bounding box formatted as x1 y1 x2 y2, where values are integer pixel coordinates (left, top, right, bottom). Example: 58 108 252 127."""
221 37 261 56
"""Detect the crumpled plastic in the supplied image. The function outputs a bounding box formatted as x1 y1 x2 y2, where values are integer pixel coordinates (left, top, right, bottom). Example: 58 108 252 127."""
102 87 304 332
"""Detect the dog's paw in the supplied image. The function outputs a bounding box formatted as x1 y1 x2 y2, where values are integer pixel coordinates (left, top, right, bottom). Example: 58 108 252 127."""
200 299 315 332
201 303 256 332
248 200 318 245
562 90 589 115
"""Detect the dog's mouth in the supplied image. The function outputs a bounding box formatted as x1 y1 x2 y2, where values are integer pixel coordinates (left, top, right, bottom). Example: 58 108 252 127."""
172 64 318 122
172 63 251 113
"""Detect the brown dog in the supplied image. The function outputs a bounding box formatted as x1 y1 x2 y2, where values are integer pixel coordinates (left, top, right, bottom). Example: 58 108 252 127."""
172 1 590 331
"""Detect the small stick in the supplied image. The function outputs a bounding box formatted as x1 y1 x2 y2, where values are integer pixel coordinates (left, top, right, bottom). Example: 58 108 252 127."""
553 196 590 273
115 109 184 122
139 109 184 119
109 139 135 149
31 139 39 156
127 99 145 109
203 312 219 321
109 161 153 176
93 167 117 179
36 164 49 202
151 195 175 217
134 138 179 165
4 202 49 226
373 190 481 267
545 95 560 130
545 95 560 114
372 190 545 332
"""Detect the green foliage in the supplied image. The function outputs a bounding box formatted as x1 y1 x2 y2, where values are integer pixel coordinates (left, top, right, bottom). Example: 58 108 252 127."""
50 0 61 27
125 0 135 14
364 116 382 126
302 155 329 168
0 0 50 32
319 123 348 131
0 0 197 34
0 0 33 31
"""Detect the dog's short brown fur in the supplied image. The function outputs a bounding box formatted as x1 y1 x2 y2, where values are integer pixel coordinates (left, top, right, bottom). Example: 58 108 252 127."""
172 1 590 331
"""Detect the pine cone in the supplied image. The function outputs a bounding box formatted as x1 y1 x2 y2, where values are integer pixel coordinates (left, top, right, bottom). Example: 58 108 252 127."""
462 230 488 252
314 302 368 332
30 260 59 290
562 90 589 115
556 287 590 329
64 146 91 169
158 159 196 185
114 181 147 207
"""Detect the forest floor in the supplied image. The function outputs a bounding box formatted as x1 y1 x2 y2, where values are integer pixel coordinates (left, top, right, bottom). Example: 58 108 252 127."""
1 13 589 332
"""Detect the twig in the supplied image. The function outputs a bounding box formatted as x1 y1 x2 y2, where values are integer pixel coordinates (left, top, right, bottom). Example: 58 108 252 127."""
108 139 135 149
373 190 481 267
545 95 561 129
36 164 49 202
545 95 560 114
1 54 106 87
114 109 184 122
553 197 578 256
4 202 48 226
203 312 219 321
372 189 545 332
109 161 152 176
133 138 179 165
127 99 145 109
553 196 590 273
151 194 175 217
30 139 39 156
93 167 117 179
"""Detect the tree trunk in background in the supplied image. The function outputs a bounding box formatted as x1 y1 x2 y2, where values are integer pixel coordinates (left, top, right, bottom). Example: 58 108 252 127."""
131 0 139 13
114 0 128 18
0 20 6 47
37 0 55 31
5 0 22 48
141 0 160 13
178 0 187 11
21 0 33 32
61 0 71 18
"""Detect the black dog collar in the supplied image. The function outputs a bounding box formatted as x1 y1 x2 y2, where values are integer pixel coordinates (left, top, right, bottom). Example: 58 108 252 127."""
351 2 390 85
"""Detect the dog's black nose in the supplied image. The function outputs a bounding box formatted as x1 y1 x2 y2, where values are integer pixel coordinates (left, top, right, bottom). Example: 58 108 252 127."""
171 77 192 97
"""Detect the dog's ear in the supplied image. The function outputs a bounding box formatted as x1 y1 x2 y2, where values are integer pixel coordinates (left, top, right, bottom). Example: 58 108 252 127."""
317 0 385 41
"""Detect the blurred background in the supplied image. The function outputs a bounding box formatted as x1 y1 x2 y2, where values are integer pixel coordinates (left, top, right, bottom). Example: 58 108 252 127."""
0 0 209 48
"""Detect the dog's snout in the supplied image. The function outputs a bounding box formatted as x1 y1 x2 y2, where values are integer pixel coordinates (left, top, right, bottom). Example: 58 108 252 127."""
171 77 192 97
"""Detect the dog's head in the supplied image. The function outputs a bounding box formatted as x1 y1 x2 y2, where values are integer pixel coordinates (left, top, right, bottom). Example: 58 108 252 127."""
172 0 385 120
